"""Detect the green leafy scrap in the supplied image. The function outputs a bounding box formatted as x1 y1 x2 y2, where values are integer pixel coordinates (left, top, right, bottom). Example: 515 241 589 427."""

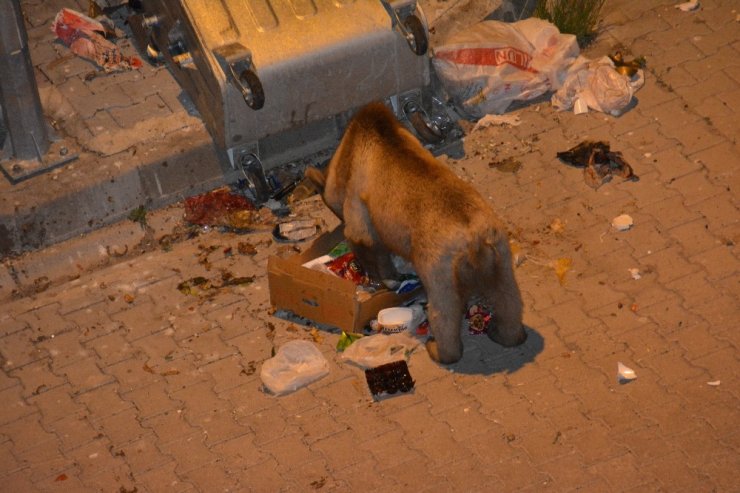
336 331 364 352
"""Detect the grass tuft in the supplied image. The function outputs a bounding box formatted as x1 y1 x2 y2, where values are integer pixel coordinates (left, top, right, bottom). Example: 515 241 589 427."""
534 0 607 47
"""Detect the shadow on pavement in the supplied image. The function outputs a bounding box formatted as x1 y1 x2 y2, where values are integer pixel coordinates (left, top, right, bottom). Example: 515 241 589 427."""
448 325 544 375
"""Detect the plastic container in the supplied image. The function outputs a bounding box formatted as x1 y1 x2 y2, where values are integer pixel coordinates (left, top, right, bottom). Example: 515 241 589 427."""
377 307 414 334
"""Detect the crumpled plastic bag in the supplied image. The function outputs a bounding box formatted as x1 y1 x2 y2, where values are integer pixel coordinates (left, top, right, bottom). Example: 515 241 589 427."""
432 18 579 118
552 56 645 115
260 340 329 396
52 8 142 72
340 333 420 369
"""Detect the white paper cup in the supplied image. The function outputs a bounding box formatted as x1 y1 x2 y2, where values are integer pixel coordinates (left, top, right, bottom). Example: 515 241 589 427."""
377 307 414 334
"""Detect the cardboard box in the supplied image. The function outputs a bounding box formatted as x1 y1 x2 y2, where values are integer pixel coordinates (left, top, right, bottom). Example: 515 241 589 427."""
268 225 419 332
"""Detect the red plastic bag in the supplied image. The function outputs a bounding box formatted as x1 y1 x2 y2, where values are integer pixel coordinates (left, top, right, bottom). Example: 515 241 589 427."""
52 8 142 72
183 188 255 227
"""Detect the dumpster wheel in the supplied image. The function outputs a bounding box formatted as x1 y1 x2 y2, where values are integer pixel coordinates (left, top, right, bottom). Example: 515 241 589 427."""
403 100 444 144
239 69 265 110
403 15 428 56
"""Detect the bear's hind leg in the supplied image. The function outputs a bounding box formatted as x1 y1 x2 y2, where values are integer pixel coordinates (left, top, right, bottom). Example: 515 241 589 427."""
422 265 465 364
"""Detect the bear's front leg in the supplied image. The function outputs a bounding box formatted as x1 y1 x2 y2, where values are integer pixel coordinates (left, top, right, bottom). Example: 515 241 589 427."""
485 237 526 347
343 198 398 283
349 240 398 282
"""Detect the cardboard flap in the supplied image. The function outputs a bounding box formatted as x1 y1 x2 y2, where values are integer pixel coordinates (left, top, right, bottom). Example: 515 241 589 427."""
295 224 346 263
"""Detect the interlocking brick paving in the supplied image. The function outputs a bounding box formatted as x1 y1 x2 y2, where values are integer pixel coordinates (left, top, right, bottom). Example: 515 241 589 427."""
1 0 738 491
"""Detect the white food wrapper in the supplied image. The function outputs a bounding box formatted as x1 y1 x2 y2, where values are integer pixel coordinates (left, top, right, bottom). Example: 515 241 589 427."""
260 340 329 396
340 333 420 369
552 56 645 116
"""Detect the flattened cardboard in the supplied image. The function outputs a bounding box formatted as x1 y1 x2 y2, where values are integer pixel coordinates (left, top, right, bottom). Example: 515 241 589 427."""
267 225 420 332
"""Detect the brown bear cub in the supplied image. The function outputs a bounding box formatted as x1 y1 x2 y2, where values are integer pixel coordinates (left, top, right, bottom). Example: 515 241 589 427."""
305 102 526 364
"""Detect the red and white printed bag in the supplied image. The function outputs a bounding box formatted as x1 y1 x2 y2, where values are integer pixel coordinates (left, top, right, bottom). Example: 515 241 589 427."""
433 18 579 117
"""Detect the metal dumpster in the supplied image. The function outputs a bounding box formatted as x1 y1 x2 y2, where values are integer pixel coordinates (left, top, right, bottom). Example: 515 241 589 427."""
130 0 460 200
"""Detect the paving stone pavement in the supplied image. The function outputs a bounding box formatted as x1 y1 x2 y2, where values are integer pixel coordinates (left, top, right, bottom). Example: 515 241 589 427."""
1 0 739 491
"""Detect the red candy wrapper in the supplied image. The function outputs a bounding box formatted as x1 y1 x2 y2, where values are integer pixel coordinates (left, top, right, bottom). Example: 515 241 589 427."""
466 304 492 335
325 252 370 286
415 320 430 337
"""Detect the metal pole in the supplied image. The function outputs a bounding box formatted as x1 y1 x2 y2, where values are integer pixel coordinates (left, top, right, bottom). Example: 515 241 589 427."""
0 0 50 160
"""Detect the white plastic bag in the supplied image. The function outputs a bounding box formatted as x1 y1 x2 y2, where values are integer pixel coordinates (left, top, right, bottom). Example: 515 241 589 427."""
260 340 329 396
552 56 645 115
432 18 580 118
340 333 420 369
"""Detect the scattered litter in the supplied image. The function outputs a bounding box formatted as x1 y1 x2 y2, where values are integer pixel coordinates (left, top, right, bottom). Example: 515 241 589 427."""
628 268 642 280
526 255 572 284
552 55 644 116
260 340 329 396
608 52 647 78
472 114 522 132
309 328 324 344
237 241 258 256
489 157 522 174
177 272 254 296
272 219 320 243
433 18 580 117
466 304 492 335
143 363 180 377
184 187 256 227
52 8 142 72
395 278 422 295
675 0 700 12
557 141 639 189
287 176 321 204
552 431 563 444
617 362 637 383
573 97 589 115
365 360 415 401
509 239 525 266
553 257 573 285
261 199 283 212
197 244 220 270
706 380 721 386
91 0 128 8
612 214 634 232
549 218 566 234
340 332 420 369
